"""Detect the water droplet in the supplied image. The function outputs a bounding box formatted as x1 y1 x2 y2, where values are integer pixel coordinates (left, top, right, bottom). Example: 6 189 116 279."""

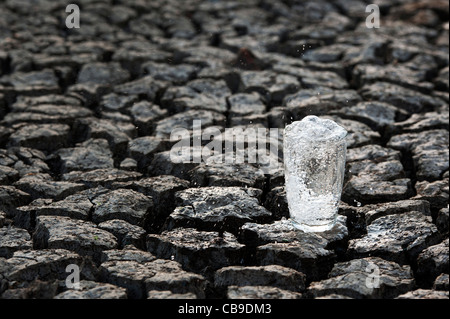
353 199 362 207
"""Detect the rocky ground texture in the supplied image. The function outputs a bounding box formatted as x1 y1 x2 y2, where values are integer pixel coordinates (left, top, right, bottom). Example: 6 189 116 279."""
0 0 449 299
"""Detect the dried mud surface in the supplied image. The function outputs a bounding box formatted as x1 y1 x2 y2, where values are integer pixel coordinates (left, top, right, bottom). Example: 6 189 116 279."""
0 0 448 299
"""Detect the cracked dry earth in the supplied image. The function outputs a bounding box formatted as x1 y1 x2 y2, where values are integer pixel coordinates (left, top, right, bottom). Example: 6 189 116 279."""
0 0 449 300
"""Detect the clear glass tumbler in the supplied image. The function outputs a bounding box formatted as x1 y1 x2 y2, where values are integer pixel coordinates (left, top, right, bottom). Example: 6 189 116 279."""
283 115 347 232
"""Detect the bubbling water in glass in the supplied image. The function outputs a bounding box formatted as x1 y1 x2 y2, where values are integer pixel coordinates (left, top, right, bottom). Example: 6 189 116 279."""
283 116 347 232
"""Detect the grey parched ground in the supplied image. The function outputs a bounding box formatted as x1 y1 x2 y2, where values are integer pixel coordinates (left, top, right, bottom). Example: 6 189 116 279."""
0 0 448 299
